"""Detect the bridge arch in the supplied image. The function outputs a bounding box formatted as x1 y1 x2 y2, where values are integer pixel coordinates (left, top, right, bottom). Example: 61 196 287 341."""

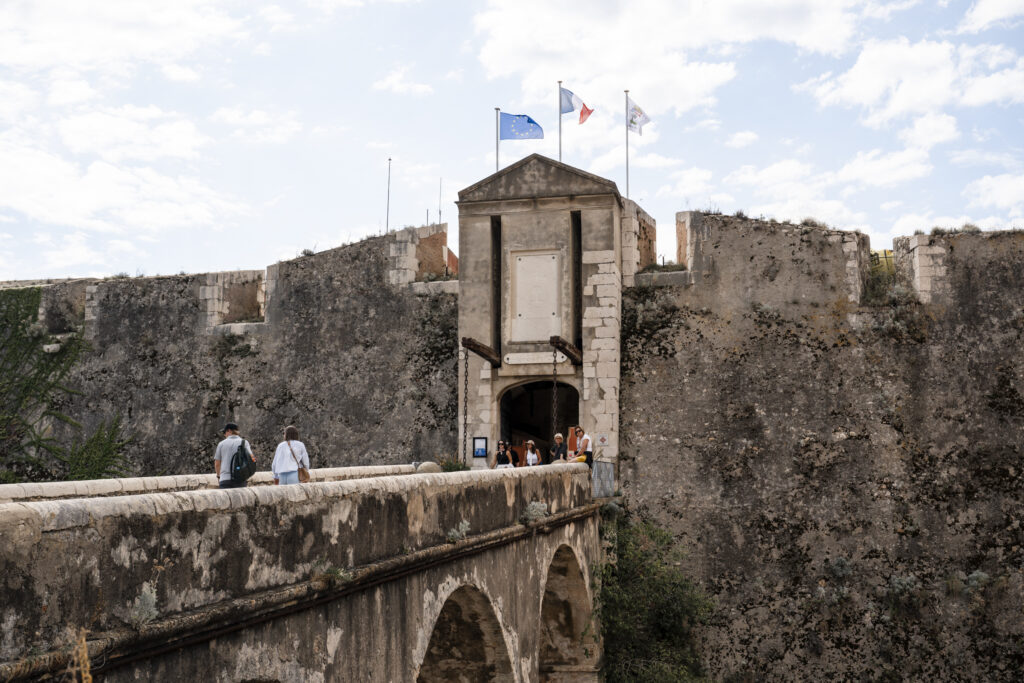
416 584 515 682
538 543 599 681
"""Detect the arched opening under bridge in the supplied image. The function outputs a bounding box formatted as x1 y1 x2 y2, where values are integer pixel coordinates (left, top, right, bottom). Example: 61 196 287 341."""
416 585 514 683
539 545 599 682
499 380 579 463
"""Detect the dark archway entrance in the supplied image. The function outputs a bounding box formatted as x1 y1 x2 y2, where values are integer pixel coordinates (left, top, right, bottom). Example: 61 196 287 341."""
417 585 514 682
499 381 579 463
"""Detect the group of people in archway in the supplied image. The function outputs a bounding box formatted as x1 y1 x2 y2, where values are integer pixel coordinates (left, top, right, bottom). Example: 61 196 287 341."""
490 426 592 469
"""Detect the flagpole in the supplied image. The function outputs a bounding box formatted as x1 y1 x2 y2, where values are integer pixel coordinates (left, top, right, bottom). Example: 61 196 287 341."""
624 90 630 198
558 80 562 162
386 156 392 233
495 107 500 172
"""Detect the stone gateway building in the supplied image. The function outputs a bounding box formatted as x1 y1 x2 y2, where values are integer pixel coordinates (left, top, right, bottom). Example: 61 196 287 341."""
456 155 655 478
1 155 1023 680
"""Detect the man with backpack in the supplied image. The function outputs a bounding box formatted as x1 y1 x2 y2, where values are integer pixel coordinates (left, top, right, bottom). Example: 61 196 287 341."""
214 422 256 488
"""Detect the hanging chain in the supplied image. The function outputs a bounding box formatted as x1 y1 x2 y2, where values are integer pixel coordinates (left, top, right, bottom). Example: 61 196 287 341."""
462 349 469 464
551 348 558 453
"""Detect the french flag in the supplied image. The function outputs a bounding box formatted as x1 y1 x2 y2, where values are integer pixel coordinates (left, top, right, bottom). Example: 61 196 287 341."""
560 87 594 124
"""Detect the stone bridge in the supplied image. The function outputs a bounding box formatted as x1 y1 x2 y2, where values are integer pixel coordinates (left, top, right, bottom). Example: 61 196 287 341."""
0 465 601 682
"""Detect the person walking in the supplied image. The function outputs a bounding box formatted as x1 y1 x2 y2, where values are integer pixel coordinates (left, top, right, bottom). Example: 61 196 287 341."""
272 425 310 485
492 440 514 469
525 440 541 466
214 422 255 489
549 433 567 463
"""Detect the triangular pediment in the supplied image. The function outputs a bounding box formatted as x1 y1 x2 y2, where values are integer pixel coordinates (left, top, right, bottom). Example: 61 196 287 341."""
458 154 620 203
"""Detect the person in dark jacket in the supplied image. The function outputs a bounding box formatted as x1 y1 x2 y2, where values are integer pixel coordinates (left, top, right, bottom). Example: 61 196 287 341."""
549 433 567 463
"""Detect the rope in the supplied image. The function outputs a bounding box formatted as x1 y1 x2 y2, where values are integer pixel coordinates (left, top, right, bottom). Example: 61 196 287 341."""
462 348 469 464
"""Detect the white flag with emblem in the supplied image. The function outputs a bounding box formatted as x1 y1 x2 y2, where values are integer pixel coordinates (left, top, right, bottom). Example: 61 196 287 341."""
626 96 650 135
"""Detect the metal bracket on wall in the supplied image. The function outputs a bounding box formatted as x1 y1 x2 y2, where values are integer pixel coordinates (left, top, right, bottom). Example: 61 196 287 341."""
549 335 583 366
460 337 502 368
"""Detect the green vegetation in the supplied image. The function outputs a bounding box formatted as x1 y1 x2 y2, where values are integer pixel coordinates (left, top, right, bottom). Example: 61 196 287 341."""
57 415 132 480
0 287 130 482
437 455 470 472
598 511 712 682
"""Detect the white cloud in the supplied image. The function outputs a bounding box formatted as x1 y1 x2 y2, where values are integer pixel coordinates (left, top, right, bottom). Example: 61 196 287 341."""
964 172 1024 215
725 130 759 148
656 167 715 199
836 148 932 186
0 131 245 234
161 64 201 82
724 158 868 227
259 5 297 32
881 200 902 211
41 231 102 270
372 66 433 95
958 0 1024 33
47 77 97 105
0 80 38 122
861 0 922 20
949 148 1022 169
210 107 302 143
899 113 959 150
802 38 1024 125
0 0 246 75
686 118 722 132
58 105 210 161
631 153 683 169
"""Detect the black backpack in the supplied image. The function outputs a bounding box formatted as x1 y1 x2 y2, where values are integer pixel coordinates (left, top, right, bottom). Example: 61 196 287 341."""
230 438 257 483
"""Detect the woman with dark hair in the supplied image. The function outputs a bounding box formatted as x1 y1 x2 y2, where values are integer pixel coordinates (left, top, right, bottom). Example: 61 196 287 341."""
492 440 514 469
272 425 310 485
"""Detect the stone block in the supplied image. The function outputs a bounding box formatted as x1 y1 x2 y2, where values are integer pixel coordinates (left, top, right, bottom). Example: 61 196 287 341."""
587 273 617 286
583 318 602 328
595 284 618 298
583 285 594 296
595 326 617 338
582 250 615 264
591 339 617 350
583 365 596 378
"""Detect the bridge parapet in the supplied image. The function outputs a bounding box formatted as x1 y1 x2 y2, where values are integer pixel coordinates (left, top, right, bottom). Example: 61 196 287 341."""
0 464 416 503
0 465 596 680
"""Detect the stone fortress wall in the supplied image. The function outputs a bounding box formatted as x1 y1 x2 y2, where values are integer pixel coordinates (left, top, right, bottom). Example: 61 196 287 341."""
621 212 1024 680
4 166 1024 679
2 225 461 477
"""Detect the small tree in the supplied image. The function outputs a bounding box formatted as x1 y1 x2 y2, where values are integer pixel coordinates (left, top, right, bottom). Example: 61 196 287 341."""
598 513 712 682
0 288 84 480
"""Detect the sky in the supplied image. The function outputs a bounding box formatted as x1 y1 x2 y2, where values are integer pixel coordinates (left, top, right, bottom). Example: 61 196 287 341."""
1 0 1023 280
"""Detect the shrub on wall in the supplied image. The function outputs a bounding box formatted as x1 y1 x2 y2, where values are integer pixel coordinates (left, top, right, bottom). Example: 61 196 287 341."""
597 511 712 682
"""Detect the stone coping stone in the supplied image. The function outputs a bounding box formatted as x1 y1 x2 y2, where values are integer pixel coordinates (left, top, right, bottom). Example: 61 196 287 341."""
0 464 593 532
632 271 695 287
410 280 458 295
0 465 416 503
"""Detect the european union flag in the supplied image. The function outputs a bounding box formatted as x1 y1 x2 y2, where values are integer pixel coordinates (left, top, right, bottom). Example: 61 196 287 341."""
499 112 544 140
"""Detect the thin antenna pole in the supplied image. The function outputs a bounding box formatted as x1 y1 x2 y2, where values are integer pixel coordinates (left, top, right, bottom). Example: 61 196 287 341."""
426 209 429 225
438 178 443 224
386 156 392 232
624 90 630 198
495 107 500 172
558 80 562 163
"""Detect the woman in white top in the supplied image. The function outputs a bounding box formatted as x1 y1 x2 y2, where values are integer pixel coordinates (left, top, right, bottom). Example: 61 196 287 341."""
525 440 540 466
272 425 310 485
